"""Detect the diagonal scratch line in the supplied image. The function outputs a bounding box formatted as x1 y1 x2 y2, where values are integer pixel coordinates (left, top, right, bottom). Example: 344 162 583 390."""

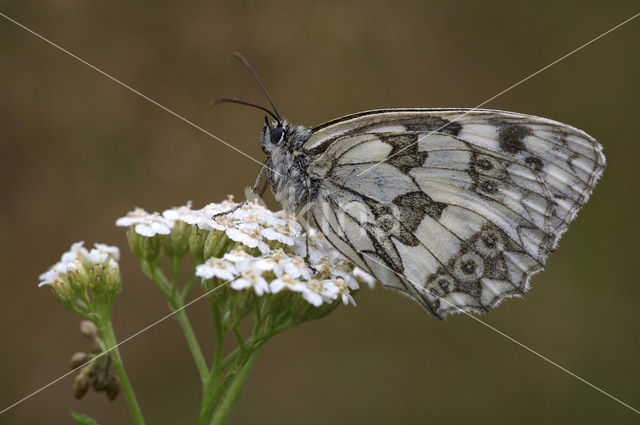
0 277 235 415
0 11 282 177
357 10 640 177
361 252 640 415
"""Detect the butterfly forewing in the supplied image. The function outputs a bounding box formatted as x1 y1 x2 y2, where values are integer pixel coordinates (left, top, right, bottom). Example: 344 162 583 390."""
301 109 605 318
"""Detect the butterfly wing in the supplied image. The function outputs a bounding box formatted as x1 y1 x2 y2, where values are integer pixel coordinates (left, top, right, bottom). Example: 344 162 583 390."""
303 109 605 318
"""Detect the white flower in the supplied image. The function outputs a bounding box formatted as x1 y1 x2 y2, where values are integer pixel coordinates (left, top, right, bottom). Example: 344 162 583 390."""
278 211 302 230
324 278 356 306
196 258 238 281
223 248 254 265
116 208 173 237
253 249 290 275
282 256 312 280
300 281 324 307
181 208 228 231
39 241 86 286
293 228 338 265
86 249 108 264
162 202 193 221
136 216 172 237
86 243 121 264
330 270 359 291
260 225 295 246
231 202 284 226
270 274 305 294
94 243 120 261
38 261 78 287
231 269 269 296
225 223 269 254
60 241 88 264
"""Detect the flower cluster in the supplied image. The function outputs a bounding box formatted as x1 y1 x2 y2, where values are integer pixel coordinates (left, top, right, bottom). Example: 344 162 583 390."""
116 199 375 307
38 242 121 309
38 198 379 424
116 199 298 252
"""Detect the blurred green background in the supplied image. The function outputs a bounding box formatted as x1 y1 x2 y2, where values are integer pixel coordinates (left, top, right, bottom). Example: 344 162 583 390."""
1 1 639 424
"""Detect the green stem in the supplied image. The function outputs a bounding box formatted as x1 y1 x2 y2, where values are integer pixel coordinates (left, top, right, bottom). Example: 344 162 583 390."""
198 354 247 425
211 300 226 382
98 317 146 425
199 315 273 425
220 347 240 371
165 257 208 383
170 256 181 300
180 269 198 299
172 304 209 383
149 266 172 298
211 348 261 425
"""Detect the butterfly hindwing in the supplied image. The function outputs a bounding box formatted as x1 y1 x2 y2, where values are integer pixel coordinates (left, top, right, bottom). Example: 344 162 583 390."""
303 109 605 317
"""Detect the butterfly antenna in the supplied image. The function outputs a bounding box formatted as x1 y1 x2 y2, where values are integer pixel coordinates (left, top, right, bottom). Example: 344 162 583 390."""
232 51 282 122
210 97 279 121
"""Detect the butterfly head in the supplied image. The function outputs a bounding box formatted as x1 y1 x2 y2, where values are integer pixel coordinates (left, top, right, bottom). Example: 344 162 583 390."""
261 119 291 154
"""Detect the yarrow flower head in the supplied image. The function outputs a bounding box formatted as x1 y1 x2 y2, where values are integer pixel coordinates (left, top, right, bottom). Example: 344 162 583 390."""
38 241 121 310
116 198 376 320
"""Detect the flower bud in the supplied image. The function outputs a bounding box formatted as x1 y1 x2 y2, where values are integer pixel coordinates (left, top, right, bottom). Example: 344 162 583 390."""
69 352 89 369
204 230 230 260
164 220 191 258
92 373 108 392
189 227 208 264
74 372 90 399
103 260 123 296
128 229 163 263
80 320 99 339
105 376 120 401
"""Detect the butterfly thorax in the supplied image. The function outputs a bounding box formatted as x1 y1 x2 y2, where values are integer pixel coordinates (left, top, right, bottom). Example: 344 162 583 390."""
263 121 314 214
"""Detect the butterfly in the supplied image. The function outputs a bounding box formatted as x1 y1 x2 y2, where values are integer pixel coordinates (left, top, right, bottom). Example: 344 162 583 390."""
217 54 606 318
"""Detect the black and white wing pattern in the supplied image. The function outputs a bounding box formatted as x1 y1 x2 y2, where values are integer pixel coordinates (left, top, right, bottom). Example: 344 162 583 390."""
303 109 605 318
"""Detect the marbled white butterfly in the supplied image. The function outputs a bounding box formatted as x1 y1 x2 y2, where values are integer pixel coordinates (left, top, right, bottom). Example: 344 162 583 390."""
219 54 605 318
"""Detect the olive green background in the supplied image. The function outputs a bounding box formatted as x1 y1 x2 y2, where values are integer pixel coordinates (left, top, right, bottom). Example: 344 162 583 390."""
1 1 639 424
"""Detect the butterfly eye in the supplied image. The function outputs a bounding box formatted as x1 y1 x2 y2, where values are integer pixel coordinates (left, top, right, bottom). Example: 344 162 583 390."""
270 126 285 144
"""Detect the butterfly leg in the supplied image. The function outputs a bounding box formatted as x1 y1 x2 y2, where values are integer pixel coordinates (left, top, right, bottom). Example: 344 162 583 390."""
301 177 323 274
211 161 267 218
258 178 269 197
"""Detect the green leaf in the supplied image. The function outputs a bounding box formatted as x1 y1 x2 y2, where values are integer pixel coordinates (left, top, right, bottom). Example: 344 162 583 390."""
71 411 99 425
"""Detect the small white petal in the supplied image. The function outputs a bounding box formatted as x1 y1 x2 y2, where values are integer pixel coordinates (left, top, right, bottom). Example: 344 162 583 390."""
224 248 252 263
270 274 304 294
260 227 294 245
87 249 108 264
231 279 251 291
353 267 376 288
60 241 88 264
162 202 193 221
134 223 157 237
226 228 259 248
94 243 120 261
301 288 324 307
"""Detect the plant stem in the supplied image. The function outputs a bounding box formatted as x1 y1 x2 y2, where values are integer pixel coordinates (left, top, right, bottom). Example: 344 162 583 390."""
98 317 146 425
180 269 198 299
198 353 247 425
210 300 226 381
211 348 261 425
153 261 208 383
172 305 209 383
